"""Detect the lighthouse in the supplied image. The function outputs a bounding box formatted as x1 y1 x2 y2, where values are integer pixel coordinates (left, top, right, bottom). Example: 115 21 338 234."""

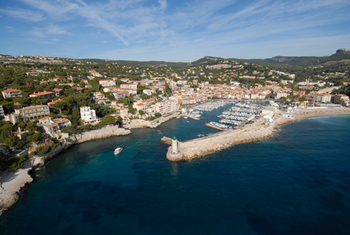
172 136 178 154
166 136 183 161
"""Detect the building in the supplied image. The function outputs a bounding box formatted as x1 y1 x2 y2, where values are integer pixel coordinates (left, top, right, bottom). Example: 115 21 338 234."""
155 99 178 115
1 89 22 98
29 91 55 99
311 94 332 103
53 88 63 96
143 89 154 96
113 91 130 100
38 116 71 138
120 83 138 90
99 80 115 87
0 105 4 120
15 105 50 122
92 92 109 104
54 118 71 129
333 94 349 106
80 106 99 124
103 87 119 93
166 136 183 161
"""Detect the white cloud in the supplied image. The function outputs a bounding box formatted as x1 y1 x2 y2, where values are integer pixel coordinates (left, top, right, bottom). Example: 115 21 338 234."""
28 24 69 38
158 0 167 11
2 0 350 60
0 8 45 21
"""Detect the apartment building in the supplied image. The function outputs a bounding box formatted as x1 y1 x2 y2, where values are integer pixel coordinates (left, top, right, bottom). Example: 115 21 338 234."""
1 89 22 98
14 105 50 122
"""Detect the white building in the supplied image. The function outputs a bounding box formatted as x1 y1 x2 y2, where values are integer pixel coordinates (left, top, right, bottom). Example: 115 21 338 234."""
120 83 138 90
99 80 115 87
80 106 99 124
143 89 154 96
155 99 178 115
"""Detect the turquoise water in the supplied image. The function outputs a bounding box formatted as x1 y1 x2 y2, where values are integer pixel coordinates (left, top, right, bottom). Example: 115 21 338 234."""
1 111 350 234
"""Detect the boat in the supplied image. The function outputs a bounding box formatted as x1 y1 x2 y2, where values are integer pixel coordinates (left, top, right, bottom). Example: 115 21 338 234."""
114 147 123 155
197 133 205 137
184 116 188 119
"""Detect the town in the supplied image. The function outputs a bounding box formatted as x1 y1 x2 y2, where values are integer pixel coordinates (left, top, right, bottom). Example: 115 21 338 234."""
0 51 350 170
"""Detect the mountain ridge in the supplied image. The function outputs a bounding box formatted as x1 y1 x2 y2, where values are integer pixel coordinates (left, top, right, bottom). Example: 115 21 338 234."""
1 49 350 68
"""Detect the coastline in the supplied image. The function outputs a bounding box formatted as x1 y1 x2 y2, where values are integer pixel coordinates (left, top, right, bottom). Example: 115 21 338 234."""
178 107 350 160
2 107 350 211
0 125 131 211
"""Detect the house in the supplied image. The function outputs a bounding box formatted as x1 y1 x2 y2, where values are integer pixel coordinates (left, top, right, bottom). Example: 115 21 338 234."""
76 87 85 93
80 106 99 124
47 99 64 106
120 82 138 90
53 88 63 96
113 91 130 100
14 102 22 109
29 91 55 99
1 89 22 98
13 128 28 140
92 92 109 104
54 118 71 129
99 80 115 87
103 87 119 93
143 89 154 96
38 116 53 126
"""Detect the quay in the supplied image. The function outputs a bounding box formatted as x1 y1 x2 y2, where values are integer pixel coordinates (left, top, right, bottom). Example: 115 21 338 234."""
205 123 224 131
183 115 200 121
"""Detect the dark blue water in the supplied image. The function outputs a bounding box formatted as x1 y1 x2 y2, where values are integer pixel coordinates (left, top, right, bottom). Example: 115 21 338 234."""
1 112 350 235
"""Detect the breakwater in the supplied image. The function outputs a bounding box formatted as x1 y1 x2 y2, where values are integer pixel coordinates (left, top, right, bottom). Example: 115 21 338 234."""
166 107 350 161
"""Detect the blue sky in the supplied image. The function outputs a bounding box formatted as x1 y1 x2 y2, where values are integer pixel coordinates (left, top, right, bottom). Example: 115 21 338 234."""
0 0 350 62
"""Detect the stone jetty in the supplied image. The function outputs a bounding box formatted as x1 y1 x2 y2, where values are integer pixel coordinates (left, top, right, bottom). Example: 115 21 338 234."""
166 107 350 161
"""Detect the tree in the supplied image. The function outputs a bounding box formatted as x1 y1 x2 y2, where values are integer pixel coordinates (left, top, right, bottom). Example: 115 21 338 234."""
70 108 80 126
139 110 145 116
116 116 123 127
0 144 12 160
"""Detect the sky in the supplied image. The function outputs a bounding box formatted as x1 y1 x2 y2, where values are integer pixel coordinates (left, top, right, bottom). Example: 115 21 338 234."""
0 0 350 62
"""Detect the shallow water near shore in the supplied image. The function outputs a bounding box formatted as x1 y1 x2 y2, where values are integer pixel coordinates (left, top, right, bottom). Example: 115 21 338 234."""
1 112 350 234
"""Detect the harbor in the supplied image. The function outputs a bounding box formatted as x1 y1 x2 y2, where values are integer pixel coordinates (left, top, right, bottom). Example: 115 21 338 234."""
165 105 350 161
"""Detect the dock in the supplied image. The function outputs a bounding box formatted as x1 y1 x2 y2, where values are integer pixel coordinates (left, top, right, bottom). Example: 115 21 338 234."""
185 115 200 121
205 123 224 131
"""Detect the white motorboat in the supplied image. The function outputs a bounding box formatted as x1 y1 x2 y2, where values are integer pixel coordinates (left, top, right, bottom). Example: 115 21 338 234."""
114 147 123 155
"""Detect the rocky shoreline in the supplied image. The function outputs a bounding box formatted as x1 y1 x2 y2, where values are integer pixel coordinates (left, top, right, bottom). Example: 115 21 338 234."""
0 125 131 211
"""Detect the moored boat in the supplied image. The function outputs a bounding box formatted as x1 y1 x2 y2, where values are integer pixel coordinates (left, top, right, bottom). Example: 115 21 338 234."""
114 147 123 155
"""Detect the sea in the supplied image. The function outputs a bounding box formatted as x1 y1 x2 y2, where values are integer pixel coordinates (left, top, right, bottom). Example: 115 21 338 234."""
1 106 350 235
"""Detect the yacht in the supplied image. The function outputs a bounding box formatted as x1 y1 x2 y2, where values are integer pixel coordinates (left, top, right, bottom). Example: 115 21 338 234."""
114 147 123 155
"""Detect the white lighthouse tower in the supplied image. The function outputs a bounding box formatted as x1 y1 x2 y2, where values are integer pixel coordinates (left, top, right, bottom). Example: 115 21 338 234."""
166 136 183 161
172 136 178 154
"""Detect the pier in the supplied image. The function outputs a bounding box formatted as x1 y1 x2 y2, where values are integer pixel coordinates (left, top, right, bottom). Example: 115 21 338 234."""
205 123 224 131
